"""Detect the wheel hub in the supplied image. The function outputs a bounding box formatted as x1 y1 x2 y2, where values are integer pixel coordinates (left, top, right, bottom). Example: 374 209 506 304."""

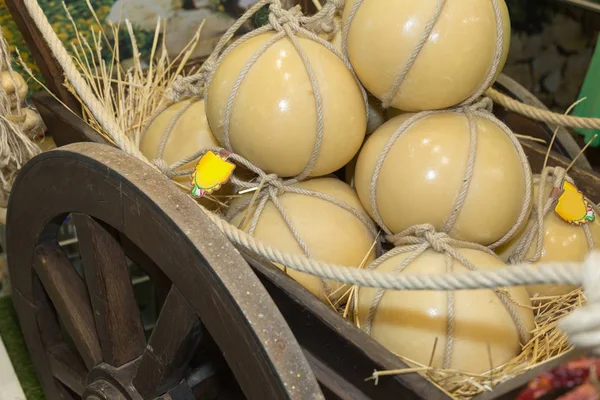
83 379 126 400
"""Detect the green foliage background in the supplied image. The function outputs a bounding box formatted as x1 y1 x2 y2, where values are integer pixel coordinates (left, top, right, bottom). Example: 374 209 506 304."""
0 0 156 95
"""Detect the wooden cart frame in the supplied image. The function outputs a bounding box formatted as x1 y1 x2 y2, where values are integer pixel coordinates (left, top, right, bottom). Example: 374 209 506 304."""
4 1 600 399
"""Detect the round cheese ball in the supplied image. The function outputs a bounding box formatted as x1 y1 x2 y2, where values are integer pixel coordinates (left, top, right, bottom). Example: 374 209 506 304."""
230 177 376 301
354 112 531 246
142 99 219 187
357 247 534 374
497 177 600 297
1 71 28 105
206 32 367 178
141 99 237 209
342 0 510 111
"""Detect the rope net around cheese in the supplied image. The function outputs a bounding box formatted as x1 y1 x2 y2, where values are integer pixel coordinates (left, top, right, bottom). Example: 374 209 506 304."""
205 31 367 178
358 237 534 374
497 166 600 298
140 98 240 209
228 177 377 301
341 0 510 111
354 106 532 247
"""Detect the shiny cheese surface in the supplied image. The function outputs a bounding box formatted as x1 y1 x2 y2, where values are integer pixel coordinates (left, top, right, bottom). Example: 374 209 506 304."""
206 33 367 178
354 113 531 245
497 181 600 297
230 178 376 300
357 248 534 373
342 0 510 111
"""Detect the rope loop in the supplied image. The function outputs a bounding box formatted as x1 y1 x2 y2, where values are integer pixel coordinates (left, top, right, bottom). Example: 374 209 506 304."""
165 75 205 103
388 224 453 253
466 96 494 113
268 3 303 32
152 159 174 179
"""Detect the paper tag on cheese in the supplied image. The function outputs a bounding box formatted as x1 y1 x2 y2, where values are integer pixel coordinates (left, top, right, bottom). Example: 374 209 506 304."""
554 180 595 226
190 150 236 198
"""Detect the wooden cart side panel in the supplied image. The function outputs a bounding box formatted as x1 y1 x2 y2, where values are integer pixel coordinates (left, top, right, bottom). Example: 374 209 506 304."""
4 1 81 113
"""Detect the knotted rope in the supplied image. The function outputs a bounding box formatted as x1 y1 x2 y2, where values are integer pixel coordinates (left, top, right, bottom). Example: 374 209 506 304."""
367 98 532 249
508 166 597 264
0 26 40 209
342 0 505 109
202 206 600 354
18 0 600 355
204 147 380 296
143 0 362 183
362 224 529 368
203 0 366 181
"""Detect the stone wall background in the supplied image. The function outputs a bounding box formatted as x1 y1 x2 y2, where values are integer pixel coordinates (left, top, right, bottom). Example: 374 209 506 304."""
503 2 600 112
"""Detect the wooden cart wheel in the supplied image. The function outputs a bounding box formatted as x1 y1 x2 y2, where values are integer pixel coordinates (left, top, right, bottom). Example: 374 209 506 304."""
6 143 323 400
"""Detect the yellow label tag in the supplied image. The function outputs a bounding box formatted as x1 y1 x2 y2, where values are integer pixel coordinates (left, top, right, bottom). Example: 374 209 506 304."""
190 150 236 198
554 180 596 226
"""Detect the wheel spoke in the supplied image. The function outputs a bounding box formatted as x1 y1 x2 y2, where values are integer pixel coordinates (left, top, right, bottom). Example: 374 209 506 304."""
73 214 146 367
133 287 202 398
118 232 171 310
47 343 87 395
33 242 102 369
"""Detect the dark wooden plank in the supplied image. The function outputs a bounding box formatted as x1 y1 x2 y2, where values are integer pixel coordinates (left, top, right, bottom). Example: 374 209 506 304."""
56 383 78 400
473 349 583 400
133 287 203 398
12 288 64 400
33 93 107 147
119 232 171 310
155 382 196 400
32 275 63 350
4 1 81 113
304 350 371 400
33 242 102 369
73 214 146 367
47 344 87 396
241 249 450 400
522 140 600 203
33 276 89 395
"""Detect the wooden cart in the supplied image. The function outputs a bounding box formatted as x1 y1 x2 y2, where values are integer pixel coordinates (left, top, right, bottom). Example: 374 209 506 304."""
5 2 600 399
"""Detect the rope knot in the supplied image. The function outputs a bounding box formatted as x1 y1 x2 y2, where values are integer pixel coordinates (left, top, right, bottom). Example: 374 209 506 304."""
263 173 287 195
166 75 204 102
560 251 600 355
465 97 494 113
268 3 302 32
387 224 452 252
153 159 174 179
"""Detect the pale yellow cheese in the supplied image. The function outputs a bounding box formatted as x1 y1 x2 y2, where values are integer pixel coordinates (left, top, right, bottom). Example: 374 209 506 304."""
354 113 531 246
358 247 534 374
342 0 510 111
206 33 367 178
231 177 376 301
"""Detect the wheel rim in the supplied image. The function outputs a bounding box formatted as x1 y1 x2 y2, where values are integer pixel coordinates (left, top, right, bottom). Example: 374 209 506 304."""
7 142 323 400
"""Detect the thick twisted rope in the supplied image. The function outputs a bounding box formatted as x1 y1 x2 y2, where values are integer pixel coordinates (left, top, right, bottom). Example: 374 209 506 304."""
19 0 600 354
487 88 600 131
202 206 600 353
368 98 532 249
342 0 505 109
363 224 528 368
509 167 596 264
190 147 380 296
